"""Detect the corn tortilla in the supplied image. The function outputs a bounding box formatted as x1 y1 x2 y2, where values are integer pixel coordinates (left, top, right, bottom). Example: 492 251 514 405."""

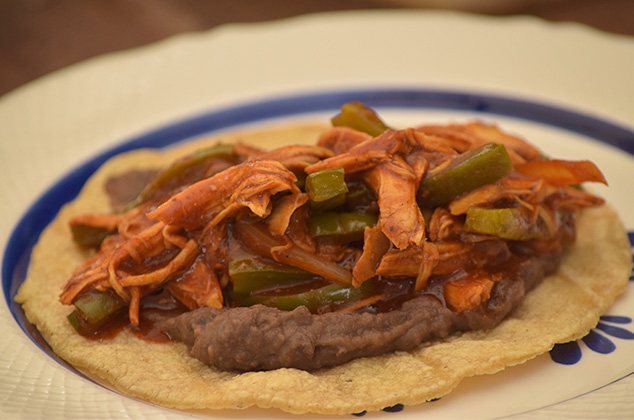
15 122 632 415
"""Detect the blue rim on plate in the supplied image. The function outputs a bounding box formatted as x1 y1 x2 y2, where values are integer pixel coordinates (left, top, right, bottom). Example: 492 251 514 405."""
4 87 634 358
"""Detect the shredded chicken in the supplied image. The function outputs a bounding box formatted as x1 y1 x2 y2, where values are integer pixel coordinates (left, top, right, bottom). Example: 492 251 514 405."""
167 257 223 310
60 214 202 325
352 223 391 287
251 144 335 172
147 159 301 230
416 122 543 163
60 114 607 333
306 128 455 250
267 193 310 236
444 272 497 313
448 175 604 216
317 126 372 154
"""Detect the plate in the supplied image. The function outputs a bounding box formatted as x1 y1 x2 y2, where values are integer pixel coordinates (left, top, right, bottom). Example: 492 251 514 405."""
1 9 633 420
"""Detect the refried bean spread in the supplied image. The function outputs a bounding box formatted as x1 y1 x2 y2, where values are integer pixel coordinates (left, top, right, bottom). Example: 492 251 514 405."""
160 253 559 371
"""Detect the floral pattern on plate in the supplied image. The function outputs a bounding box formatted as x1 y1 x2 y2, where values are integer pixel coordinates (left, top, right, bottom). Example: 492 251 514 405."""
549 231 634 365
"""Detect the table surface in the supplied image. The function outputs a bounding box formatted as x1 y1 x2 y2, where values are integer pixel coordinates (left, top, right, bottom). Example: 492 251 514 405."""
1 0 633 99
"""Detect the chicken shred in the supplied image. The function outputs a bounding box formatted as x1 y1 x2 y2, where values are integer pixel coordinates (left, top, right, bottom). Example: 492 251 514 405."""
147 160 300 230
416 122 543 163
352 223 391 287
306 128 454 249
60 117 607 332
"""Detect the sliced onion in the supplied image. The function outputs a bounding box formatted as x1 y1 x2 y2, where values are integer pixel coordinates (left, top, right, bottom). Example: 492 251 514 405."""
235 219 352 285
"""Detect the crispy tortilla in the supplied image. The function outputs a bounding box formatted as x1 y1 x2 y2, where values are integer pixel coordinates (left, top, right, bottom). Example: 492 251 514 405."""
15 122 632 415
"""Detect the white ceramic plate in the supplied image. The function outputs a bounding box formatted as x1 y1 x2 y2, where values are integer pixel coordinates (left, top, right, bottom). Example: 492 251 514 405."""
1 10 633 420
